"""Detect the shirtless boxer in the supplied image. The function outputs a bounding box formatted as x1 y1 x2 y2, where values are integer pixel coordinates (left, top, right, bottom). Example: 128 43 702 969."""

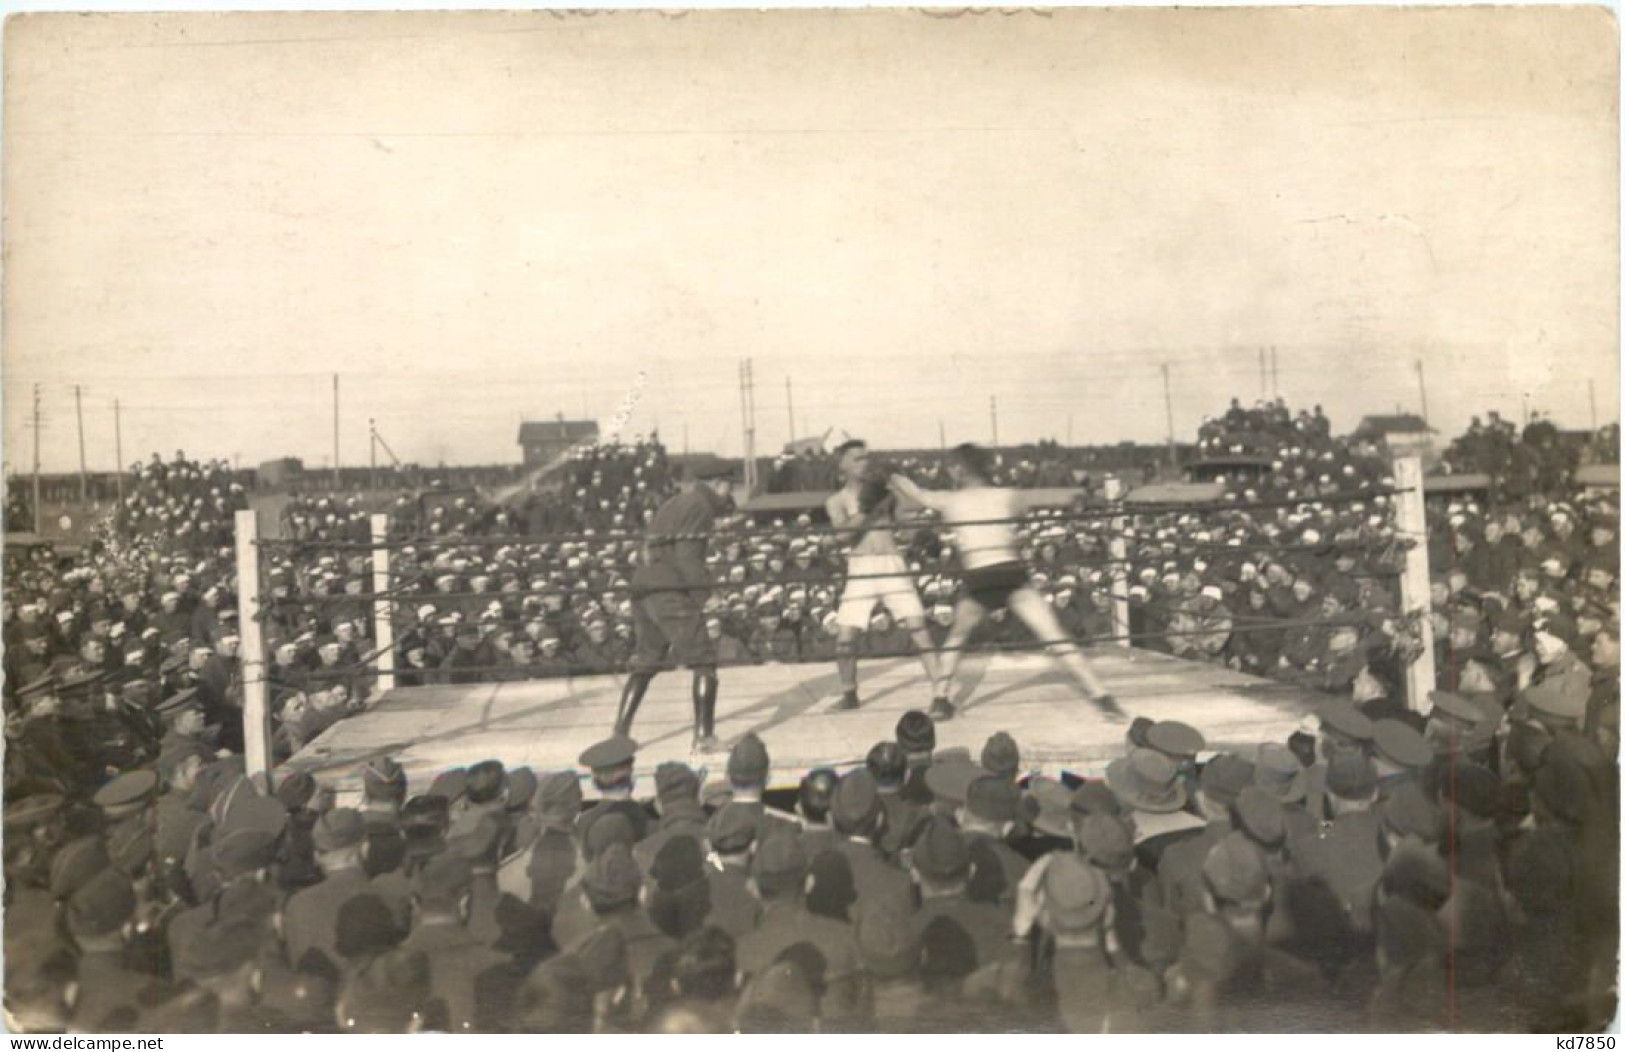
825 440 947 713
889 443 1120 722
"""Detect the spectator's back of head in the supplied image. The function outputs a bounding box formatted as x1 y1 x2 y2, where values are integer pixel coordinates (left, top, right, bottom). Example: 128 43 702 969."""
798 767 839 824
464 760 507 806
865 741 906 789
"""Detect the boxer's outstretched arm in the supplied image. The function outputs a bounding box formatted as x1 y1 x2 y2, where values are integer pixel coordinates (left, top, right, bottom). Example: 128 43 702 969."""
888 473 947 512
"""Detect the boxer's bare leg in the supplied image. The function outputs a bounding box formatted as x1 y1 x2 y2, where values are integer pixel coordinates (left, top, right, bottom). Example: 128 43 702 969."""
900 617 945 697
1009 587 1123 718
934 597 986 720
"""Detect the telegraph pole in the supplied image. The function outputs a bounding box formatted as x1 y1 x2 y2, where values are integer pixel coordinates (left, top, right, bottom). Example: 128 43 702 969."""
1161 363 1178 468
332 374 341 489
369 418 377 491
938 419 947 454
1589 378 1599 433
74 385 88 501
1270 347 1280 398
785 375 795 445
113 399 125 504
31 383 42 533
1414 360 1430 425
1067 413 1074 446
738 359 758 492
990 396 999 447
1259 347 1267 397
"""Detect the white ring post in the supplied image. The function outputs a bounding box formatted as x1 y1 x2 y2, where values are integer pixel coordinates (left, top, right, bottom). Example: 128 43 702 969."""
1104 476 1132 648
370 513 395 692
1394 456 1436 713
233 509 274 787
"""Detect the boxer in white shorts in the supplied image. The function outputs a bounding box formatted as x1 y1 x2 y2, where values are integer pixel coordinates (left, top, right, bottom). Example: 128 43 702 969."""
825 439 946 712
889 442 1121 723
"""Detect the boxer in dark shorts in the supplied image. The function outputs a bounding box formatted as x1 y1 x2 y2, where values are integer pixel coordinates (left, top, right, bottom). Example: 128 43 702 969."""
615 457 736 751
962 561 1030 611
890 443 1120 722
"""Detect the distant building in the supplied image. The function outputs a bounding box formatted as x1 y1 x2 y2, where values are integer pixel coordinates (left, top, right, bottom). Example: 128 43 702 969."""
518 417 599 467
1352 414 1436 462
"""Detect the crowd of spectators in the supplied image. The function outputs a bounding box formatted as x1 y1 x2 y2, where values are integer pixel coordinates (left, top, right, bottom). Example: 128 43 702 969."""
4 691 1616 1032
2 397 1618 1032
1438 412 1617 498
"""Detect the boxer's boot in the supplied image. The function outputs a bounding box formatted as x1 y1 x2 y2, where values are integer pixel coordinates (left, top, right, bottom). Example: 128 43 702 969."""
692 668 720 752
614 670 655 738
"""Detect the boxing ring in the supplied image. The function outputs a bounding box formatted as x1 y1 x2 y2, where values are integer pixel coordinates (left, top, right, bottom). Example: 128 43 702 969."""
281 646 1325 797
241 456 1437 798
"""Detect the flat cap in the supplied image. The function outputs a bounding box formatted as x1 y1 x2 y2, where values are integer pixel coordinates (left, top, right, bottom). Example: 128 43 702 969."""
727 733 770 785
1145 720 1205 760
155 687 202 718
856 903 920 978
537 771 584 815
966 775 1021 824
831 769 882 834
1233 786 1286 849
414 853 474 903
1042 854 1112 932
912 817 970 880
654 762 699 806
924 759 985 807
65 869 137 939
1069 781 1124 819
752 834 808 893
506 767 539 811
50 837 111 901
213 827 283 878
1199 753 1255 810
219 791 289 839
583 842 642 911
579 735 637 772
313 808 368 852
1326 752 1378 800
1380 782 1442 842
708 803 757 854
1026 776 1077 838
1251 744 1307 803
1319 701 1375 742
448 815 503 866
1074 813 1134 872
92 770 159 812
894 710 936 754
1372 719 1433 771
980 732 1021 779
1203 832 1269 905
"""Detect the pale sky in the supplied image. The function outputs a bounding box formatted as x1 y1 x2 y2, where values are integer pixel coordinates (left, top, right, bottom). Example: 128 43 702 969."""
4 8 1618 473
